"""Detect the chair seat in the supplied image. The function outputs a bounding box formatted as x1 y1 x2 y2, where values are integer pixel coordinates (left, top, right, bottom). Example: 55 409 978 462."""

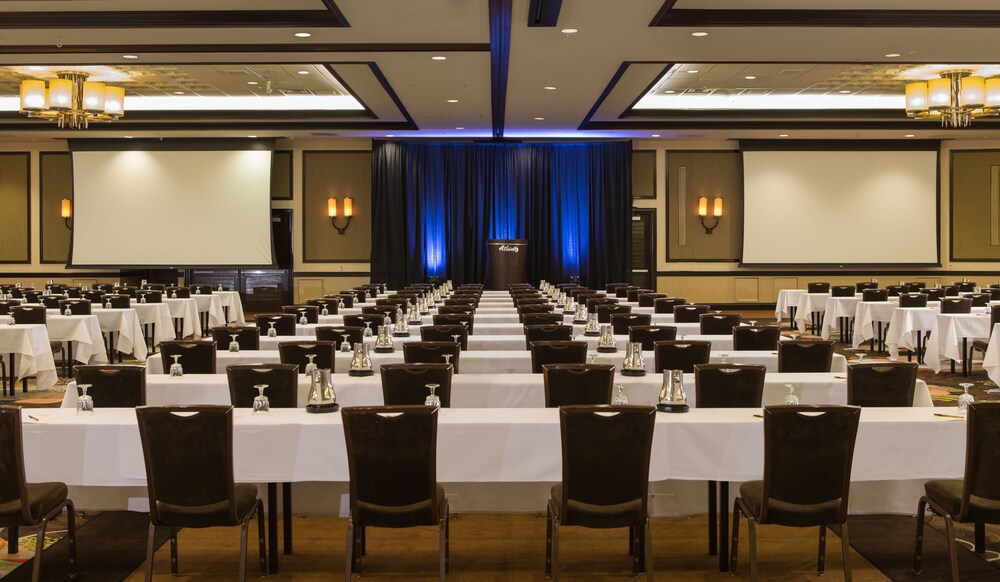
972 338 989 352
356 483 446 528
550 483 644 529
925 479 1000 523
739 481 842 527
0 482 68 527
156 483 258 528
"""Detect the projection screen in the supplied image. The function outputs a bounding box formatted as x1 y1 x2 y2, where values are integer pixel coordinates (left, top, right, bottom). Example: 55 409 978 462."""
741 149 939 265
69 148 274 268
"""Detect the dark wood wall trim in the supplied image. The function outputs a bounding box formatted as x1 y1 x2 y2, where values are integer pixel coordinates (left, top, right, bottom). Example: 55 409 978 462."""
489 0 513 139
740 139 941 152
527 0 563 26
949 149 1000 262
651 8 1000 28
0 152 31 264
320 0 351 26
67 138 277 151
293 271 372 277
656 270 996 277
0 271 134 278
366 63 418 130
0 10 349 29
0 43 491 56
39 152 70 265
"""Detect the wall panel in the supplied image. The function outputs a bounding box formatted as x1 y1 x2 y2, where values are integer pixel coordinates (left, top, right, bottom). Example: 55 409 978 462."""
0 153 30 263
39 152 72 264
301 151 372 262
952 150 1000 260
666 151 741 261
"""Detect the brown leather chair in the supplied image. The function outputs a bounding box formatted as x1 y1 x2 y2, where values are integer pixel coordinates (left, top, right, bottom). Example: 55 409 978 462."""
924 288 946 302
40 296 61 309
637 293 668 308
136 406 265 581
846 362 918 407
73 364 146 407
523 313 564 327
955 281 977 292
732 326 781 351
529 341 588 373
610 313 652 336
855 282 878 293
316 325 364 348
694 364 766 408
587 297 618 313
807 282 831 293
517 304 554 321
913 402 1000 580
596 304 631 324
189 284 214 295
831 285 855 297
899 293 928 308
970 305 1000 367
628 326 677 351
943 286 960 297
524 325 573 349
341 406 448 581
282 304 320 324
277 341 337 374
420 324 469 350
435 306 472 316
966 292 990 307
673 304 709 323
226 364 299 408
605 282 629 294
107 294 131 309
654 297 687 314
166 287 191 298
210 326 260 351
342 314 386 335
158 340 217 374
254 313 296 337
941 297 973 314
432 313 474 334
777 340 834 373
58 299 92 315
0 406 77 582
653 340 711 373
403 341 462 373
862 289 888 302
547 405 655 581
380 363 453 407
542 364 614 407
304 297 338 314
700 313 742 335
731 406 861 580
627 288 654 302
136 290 162 303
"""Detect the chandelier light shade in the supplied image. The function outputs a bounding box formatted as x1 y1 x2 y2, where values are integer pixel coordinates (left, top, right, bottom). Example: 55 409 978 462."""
18 71 126 129
905 70 999 128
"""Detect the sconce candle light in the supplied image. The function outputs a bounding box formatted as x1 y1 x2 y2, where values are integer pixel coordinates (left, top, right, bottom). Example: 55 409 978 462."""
328 196 353 235
698 196 723 234
61 198 72 229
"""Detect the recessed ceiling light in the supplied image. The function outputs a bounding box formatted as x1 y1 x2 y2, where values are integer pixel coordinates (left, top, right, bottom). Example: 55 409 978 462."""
544 86 557 90
248 135 257 138
664 90 676 94
534 117 545 120
247 81 258 85
687 70 699 74
431 56 447 61
885 53 901 58
297 70 310 75
456 127 464 130
123 135 133 139
691 32 708 37
122 54 139 59
446 99 458 103
294 32 311 38
779 134 789 137
651 134 661 137
386 134 394 137
838 90 851 94
560 28 578 34
744 75 756 80
905 134 915 137
27 66 45 71
173 91 184 94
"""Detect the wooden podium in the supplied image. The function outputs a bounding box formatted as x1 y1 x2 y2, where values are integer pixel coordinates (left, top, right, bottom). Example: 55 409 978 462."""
487 239 527 290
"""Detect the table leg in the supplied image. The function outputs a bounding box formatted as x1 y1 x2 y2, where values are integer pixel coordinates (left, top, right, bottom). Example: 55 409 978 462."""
789 307 797 330
267 483 278 574
7 352 14 397
7 526 17 554
707 481 717 556
963 338 969 376
975 521 985 553
66 342 75 377
282 483 292 555
719 481 730 572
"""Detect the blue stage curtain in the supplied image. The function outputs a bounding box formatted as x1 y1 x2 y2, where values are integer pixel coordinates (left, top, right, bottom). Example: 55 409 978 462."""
371 141 631 289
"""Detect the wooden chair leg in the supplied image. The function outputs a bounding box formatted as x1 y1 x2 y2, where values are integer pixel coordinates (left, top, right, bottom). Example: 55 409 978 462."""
913 497 928 574
30 517 48 582
551 515 560 582
65 501 77 579
644 518 654 582
545 504 552 576
238 517 249 582
748 517 759 582
943 514 960 582
145 523 156 582
818 524 827 575
438 514 447 582
169 526 178 575
730 499 743 574
708 480 718 555
344 516 353 582
257 500 267 576
840 523 852 582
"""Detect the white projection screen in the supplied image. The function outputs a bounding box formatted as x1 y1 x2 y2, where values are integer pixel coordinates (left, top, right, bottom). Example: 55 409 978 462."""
741 149 939 265
69 148 274 267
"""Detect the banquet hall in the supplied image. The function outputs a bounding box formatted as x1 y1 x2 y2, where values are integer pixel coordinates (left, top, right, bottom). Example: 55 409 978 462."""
0 1 999 580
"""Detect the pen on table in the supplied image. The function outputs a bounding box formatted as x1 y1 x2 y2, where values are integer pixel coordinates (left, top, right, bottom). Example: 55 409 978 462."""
934 413 964 419
27 415 39 421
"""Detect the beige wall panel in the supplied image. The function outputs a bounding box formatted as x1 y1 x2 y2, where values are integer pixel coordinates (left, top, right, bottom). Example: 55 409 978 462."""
271 150 292 200
296 278 325 303
768 277 799 302
632 150 656 199
294 275 372 303
733 278 760 302
952 150 1000 260
0 153 29 263
39 153 72 264
666 152 741 261
302 151 372 262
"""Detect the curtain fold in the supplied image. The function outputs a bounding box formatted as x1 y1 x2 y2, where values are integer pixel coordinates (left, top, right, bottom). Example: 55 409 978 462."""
371 141 631 289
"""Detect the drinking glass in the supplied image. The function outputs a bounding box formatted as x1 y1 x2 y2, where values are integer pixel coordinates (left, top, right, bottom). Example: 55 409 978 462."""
320 302 329 316
140 295 147 304
299 312 308 325
451 334 462 349
749 320 757 326
363 322 373 337
169 355 183 377
719 353 730 364
442 354 453 367
424 383 441 408
228 333 240 352
252 384 270 415
267 322 277 338
195 287 202 295
339 334 352 352
852 348 866 364
588 353 598 365
958 383 975 414
612 383 629 405
77 384 94 414
783 383 799 405
171 290 178 299
304 354 318 376
64 306 72 317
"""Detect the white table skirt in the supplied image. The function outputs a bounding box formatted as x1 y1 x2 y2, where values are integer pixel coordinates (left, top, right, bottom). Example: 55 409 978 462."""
3 314 109 365
161 298 201 338
820 296 861 340
91 308 148 361
192 294 226 328
931 312 992 363
983 323 1000 385
852 301 897 348
0 324 57 389
885 307 941 372
792 292 834 331
214 291 246 325
19 407 966 487
64 371 930 410
128 303 175 344
775 289 806 322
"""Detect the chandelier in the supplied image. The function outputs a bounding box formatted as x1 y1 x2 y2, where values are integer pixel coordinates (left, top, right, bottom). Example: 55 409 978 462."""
905 70 1000 128
19 71 125 129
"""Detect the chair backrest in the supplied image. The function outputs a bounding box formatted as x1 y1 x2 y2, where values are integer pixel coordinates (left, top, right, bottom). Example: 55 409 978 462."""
846 362 918 407
885 284 906 297
282 304 320 324
0 406 37 524
517 304 554 321
637 293 668 308
315 325 364 346
523 324 573 348
855 282 878 292
0 300 18 315
21 291 40 304
116 287 136 298
40 295 61 309
673 304 709 323
609 313 652 335
543 364 614 407
436 305 473 316
432 313 474 334
732 325 781 351
402 341 462 373
65 287 82 298
694 364 766 408
941 297 973 314
626 288 653 302
379 363 453 407
304 298 338 314
144 283 167 291
898 293 928 308
986 288 1000 301
967 293 991 307
831 285 855 297
136 406 240 526
73 365 146 407
341 406 441 527
628 325 677 351
758 406 861 525
991 305 1000 329
108 295 131 309
419 324 469 349
596 304 631 324
653 340 711 373
189 285 214 295
924 288 946 302
226 364 299 408
166 287 191 298
342 314 385 332
159 341 217 374
210 326 260 351
82 290 106 303
522 312 564 326
615 286 635 298
807 282 831 293
277 341 337 374
254 313 296 336
605 283 629 294
330 293 354 308
11 305 46 324
699 313 742 335
586 297 618 312
943 286 961 297
58 299 92 315
777 340 834 373
907 281 927 290
957 402 1000 520
956 281 977 292
557 405 655 527
528 340 588 373
136 290 162 303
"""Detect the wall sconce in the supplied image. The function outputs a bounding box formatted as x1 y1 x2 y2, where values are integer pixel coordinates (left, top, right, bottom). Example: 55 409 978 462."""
697 196 723 234
328 196 353 235
61 198 72 229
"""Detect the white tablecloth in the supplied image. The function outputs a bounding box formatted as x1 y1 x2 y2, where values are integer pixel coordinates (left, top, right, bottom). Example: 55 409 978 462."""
982 323 1000 385
214 291 246 325
931 312 992 363
0 324 57 389
851 301 897 348
192 294 226 328
3 314 110 365
775 289 806 322
128 303 175 345
92 308 147 361
820 296 861 340
161 298 201 338
792 292 834 331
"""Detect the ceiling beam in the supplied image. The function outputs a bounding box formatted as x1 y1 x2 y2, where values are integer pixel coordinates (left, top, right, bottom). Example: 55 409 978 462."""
490 0 513 139
527 0 562 27
0 10 349 29
0 43 491 57
652 8 1000 28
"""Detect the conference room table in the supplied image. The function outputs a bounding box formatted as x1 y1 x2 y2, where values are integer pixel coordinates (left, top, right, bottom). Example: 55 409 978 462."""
160 298 202 338
145 349 848 375
980 323 1000 385
774 289 807 324
19 406 967 573
43 307 149 361
0 324 58 391
213 290 247 325
884 307 994 374
0 313 106 367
